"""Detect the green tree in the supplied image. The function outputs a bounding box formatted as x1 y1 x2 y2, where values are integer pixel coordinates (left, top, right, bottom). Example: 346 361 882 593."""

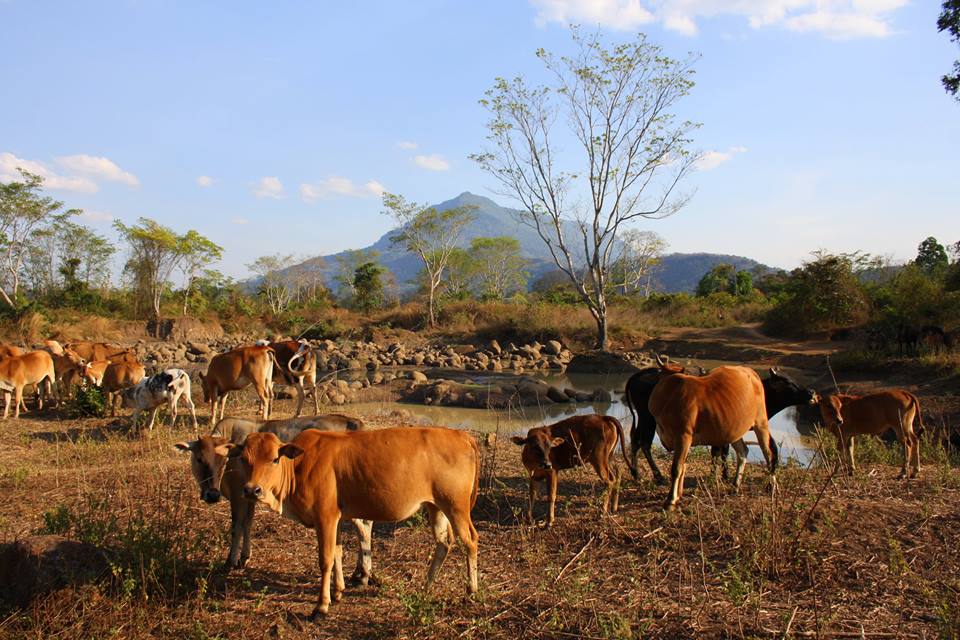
734 270 753 297
352 261 385 314
939 0 960 99
0 170 79 307
472 29 699 350
470 236 528 300
696 264 736 297
766 251 870 335
114 218 219 320
178 230 223 315
333 249 379 302
914 236 949 277
382 192 476 327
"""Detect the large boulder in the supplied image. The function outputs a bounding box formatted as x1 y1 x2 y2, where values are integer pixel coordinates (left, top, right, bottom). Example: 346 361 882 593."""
567 351 640 374
0 535 109 607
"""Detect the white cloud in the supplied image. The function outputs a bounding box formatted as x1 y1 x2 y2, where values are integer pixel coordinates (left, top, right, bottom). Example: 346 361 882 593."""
253 176 284 199
397 141 418 150
78 210 115 223
529 0 907 39
0 152 99 193
300 177 385 202
56 154 139 187
695 145 748 171
413 154 451 172
196 175 214 187
231 217 249 225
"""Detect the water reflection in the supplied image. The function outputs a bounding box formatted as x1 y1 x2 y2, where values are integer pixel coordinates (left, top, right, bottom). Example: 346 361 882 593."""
347 368 820 464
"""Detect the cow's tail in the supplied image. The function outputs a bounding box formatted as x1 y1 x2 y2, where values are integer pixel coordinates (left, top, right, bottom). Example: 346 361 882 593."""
607 416 636 478
907 392 925 437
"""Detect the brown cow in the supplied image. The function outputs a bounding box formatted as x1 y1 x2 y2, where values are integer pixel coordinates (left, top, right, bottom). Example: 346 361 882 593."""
0 344 24 359
265 339 319 417
199 345 276 423
511 414 633 527
0 351 56 419
98 361 147 416
231 427 479 619
648 365 777 510
817 391 924 478
44 345 87 400
66 341 137 364
175 414 371 577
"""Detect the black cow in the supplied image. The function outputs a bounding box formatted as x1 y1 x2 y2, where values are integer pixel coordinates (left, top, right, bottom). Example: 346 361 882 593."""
624 367 818 484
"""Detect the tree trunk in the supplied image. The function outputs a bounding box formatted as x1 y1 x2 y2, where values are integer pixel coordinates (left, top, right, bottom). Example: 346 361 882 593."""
427 280 437 328
594 312 609 351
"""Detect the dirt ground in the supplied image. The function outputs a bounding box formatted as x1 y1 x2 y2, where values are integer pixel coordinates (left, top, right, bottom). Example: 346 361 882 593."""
1 330 959 639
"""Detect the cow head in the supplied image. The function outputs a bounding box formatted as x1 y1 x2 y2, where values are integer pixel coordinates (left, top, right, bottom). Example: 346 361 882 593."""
511 428 565 472
174 437 235 503
198 371 212 402
230 432 303 512
767 368 819 406
817 394 845 433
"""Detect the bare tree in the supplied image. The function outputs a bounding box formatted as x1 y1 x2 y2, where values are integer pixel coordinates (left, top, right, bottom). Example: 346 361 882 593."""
247 254 298 314
611 229 668 296
472 29 699 349
382 193 475 327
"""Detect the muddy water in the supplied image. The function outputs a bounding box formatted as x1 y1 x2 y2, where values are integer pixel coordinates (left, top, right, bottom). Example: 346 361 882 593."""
347 366 820 465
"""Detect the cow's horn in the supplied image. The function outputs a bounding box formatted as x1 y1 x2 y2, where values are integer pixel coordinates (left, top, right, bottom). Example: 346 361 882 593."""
656 354 669 366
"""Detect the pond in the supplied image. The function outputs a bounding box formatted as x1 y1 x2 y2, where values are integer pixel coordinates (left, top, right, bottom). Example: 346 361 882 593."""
346 366 821 465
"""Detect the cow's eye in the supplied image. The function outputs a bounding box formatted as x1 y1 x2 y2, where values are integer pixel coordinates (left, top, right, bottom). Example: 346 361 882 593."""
272 458 279 465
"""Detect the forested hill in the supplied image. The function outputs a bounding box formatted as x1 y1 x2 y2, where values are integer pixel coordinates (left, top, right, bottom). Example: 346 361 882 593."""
286 192 775 294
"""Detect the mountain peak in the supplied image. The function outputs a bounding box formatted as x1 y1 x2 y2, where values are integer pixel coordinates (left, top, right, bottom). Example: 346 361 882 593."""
435 191 501 211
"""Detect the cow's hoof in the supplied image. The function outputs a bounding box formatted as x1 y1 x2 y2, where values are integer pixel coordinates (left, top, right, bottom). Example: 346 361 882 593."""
333 590 343 602
309 606 329 622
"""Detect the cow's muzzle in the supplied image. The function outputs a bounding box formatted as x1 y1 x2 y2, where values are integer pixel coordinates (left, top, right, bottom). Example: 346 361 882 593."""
542 462 553 470
202 488 222 504
243 485 262 500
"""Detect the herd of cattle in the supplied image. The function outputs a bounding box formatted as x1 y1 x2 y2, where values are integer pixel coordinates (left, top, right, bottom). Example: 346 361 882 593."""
0 338 931 620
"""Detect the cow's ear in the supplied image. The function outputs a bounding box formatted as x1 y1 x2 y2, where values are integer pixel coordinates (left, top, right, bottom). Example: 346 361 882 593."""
213 443 235 457
550 437 566 447
278 444 304 460
510 436 527 446
174 440 198 453
227 444 245 458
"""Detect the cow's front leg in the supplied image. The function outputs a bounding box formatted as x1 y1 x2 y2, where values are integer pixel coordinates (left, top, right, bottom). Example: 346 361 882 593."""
168 398 179 429
145 407 161 431
310 516 340 620
547 469 558 527
525 473 536 524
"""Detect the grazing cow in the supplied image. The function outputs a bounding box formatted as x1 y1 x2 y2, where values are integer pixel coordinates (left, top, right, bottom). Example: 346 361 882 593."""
0 351 56 419
817 391 924 478
175 414 371 577
119 368 198 430
66 341 137 364
231 427 479 619
897 324 920 357
648 365 777 509
79 360 110 386
625 366 817 485
511 414 634 527
268 339 319 417
199 345 275 423
96 361 147 416
44 346 87 399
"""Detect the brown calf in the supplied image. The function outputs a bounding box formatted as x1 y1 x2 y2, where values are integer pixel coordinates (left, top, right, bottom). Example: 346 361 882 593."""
66 341 137 364
818 391 924 478
99 361 147 416
232 427 479 619
199 345 275 423
511 414 633 527
0 351 56 419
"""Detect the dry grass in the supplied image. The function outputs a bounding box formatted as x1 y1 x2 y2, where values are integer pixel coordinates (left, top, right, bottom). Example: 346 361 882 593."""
0 390 958 640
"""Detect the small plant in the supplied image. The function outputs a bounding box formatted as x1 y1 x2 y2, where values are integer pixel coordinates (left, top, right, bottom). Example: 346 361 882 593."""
70 384 107 418
888 539 909 577
40 504 71 535
397 588 440 626
1 466 29 489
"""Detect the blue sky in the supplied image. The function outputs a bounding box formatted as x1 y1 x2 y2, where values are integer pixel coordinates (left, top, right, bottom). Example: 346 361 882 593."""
1 0 957 280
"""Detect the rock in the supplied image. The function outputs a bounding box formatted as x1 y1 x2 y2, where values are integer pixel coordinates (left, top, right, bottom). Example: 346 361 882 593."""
592 388 612 402
0 535 109 607
335 380 350 392
546 385 570 403
544 340 563 356
489 339 502 355
567 351 640 375
410 371 428 383
484 433 497 447
187 341 212 355
349 381 363 391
